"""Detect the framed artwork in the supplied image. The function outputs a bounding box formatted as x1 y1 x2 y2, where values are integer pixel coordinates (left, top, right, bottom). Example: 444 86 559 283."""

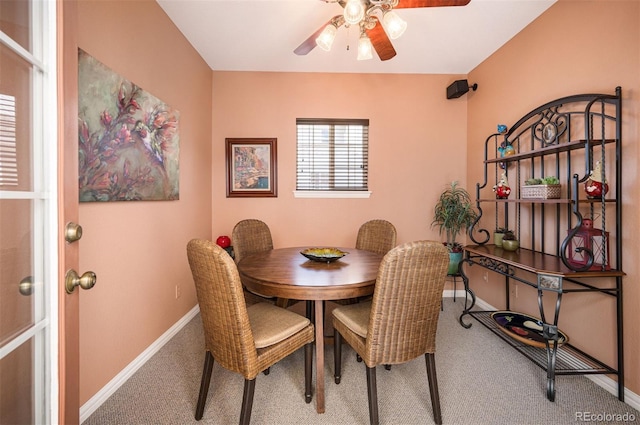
78 49 180 202
225 138 277 198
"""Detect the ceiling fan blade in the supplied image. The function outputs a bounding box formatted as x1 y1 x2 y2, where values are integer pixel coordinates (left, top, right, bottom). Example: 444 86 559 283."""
366 22 396 61
395 0 470 8
294 16 342 55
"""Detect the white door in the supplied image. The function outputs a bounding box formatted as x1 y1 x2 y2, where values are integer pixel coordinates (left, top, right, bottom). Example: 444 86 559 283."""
0 1 59 423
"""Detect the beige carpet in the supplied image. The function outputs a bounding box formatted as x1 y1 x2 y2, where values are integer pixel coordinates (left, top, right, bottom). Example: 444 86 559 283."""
83 299 638 424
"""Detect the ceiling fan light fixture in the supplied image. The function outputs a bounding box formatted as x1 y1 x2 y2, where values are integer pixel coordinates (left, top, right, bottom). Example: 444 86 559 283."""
382 11 407 40
344 0 365 25
357 34 373 61
315 24 337 51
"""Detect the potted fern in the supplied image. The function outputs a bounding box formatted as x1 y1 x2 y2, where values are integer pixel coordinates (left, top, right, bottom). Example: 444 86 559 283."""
432 181 478 274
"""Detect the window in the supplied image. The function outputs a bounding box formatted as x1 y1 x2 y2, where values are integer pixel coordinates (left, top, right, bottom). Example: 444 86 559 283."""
0 94 17 186
296 118 369 197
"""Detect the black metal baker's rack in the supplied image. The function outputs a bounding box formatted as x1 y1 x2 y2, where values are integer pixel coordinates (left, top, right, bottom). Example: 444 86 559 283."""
458 87 625 402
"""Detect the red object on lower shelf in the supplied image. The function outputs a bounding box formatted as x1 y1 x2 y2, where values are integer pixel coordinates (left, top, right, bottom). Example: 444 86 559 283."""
216 235 231 248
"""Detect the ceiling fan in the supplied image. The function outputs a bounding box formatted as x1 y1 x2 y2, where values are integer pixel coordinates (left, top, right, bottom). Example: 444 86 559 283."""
294 0 471 61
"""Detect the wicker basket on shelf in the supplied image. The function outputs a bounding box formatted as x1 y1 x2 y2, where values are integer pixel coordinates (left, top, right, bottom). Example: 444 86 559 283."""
521 184 561 199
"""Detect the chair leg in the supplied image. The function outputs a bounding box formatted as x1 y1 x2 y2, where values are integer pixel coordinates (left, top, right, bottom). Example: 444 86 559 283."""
239 378 256 425
305 342 313 403
425 353 442 425
306 300 314 322
263 367 270 376
275 297 290 308
366 366 379 425
334 330 342 384
195 351 214 420
322 300 327 330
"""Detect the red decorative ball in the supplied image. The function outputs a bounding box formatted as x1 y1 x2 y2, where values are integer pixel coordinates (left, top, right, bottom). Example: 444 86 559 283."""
216 235 231 248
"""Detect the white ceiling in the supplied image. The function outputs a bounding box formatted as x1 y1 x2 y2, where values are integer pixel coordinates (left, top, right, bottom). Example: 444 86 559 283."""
156 0 556 75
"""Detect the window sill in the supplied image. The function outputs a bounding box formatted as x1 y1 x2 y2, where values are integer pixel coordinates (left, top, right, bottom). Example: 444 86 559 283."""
293 190 372 199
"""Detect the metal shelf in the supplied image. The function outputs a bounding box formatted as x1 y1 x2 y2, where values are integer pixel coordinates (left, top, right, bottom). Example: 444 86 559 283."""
469 310 616 375
484 139 617 164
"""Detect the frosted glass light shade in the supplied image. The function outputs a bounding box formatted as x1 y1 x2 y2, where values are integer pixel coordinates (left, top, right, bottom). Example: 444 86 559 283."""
357 35 373 60
316 24 337 51
383 11 407 39
344 0 365 25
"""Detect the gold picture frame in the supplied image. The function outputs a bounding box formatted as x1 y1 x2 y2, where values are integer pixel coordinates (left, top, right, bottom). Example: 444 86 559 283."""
225 138 277 198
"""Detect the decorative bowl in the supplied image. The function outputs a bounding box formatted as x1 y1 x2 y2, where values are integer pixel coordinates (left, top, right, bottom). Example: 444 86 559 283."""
502 239 519 251
300 248 348 263
491 311 569 348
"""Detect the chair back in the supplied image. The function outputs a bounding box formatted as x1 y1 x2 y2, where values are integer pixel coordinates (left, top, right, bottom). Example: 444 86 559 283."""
366 240 449 365
232 219 274 263
356 219 397 255
187 239 257 376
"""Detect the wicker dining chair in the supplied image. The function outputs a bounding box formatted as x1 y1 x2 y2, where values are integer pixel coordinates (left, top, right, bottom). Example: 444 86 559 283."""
355 219 397 255
232 219 279 305
187 239 314 424
332 240 449 425
335 219 397 308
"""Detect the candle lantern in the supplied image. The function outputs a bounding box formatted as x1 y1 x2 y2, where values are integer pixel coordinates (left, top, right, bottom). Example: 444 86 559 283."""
566 219 610 271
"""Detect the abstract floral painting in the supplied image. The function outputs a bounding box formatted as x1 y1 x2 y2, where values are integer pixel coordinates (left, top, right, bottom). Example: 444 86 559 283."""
78 49 179 201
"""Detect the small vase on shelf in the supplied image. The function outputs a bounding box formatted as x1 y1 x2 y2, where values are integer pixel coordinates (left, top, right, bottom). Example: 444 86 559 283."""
501 231 519 251
502 239 519 251
494 228 508 247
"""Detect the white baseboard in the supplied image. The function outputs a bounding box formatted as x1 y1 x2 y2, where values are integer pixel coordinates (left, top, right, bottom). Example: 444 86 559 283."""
442 289 468 301
467 296 640 412
586 374 640 411
79 305 200 423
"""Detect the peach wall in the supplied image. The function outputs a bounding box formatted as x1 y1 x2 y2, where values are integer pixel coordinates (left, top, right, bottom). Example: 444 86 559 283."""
211 72 471 249
76 0 212 404
73 0 640 409
467 0 639 396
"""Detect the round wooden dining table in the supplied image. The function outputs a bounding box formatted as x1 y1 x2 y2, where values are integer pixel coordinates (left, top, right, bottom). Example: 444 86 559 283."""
237 246 384 414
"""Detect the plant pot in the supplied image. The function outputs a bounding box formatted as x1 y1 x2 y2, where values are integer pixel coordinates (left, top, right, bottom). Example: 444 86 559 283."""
502 239 519 251
448 252 463 275
494 232 505 247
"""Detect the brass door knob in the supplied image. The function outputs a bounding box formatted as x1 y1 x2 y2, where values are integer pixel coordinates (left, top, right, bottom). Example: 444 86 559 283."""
65 269 97 294
65 222 83 243
19 276 34 296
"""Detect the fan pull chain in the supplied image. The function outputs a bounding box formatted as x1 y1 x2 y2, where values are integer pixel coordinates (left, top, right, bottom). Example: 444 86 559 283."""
346 24 350 50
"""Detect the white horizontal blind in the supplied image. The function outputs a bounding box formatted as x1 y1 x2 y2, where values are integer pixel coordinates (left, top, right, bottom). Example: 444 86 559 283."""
296 118 369 191
0 94 18 186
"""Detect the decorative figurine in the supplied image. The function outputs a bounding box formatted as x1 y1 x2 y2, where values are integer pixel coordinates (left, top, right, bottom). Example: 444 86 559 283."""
498 141 515 169
584 161 609 198
493 171 511 199
498 143 515 158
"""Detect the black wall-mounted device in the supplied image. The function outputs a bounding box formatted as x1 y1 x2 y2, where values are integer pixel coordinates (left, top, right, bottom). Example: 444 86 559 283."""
446 79 478 99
